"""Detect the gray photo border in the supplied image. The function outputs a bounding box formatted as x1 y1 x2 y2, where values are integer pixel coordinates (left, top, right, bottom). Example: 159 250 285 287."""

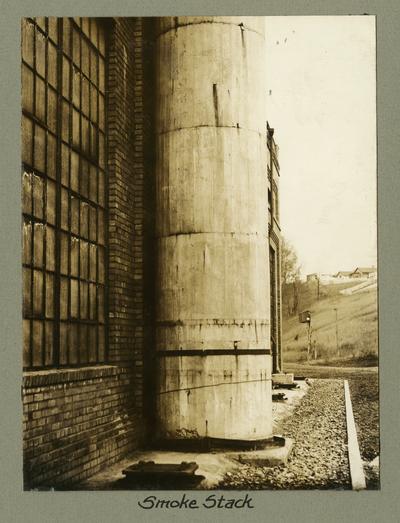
1 1 399 522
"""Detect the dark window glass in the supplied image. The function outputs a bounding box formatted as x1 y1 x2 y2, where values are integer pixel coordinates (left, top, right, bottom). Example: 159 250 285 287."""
21 17 107 369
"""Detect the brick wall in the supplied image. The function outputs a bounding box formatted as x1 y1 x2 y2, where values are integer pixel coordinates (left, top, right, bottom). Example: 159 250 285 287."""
22 366 139 487
22 17 155 488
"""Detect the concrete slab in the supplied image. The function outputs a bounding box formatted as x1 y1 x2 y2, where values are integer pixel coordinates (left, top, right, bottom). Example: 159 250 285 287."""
234 437 294 467
78 380 312 490
272 373 294 385
81 450 241 490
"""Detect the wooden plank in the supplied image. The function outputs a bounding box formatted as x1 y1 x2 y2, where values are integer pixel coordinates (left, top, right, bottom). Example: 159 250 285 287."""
344 380 366 490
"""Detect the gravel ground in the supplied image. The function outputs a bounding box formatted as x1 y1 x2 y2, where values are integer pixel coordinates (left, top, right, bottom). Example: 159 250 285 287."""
287 364 380 489
218 379 351 490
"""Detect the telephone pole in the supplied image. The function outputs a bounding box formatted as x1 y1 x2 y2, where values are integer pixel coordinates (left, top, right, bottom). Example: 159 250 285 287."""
334 308 339 356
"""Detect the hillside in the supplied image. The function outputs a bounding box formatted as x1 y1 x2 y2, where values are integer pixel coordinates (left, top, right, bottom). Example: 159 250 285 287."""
282 280 378 366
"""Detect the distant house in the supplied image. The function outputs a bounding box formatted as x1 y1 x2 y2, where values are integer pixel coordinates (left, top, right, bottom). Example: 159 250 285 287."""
306 273 319 282
335 271 353 279
350 267 377 279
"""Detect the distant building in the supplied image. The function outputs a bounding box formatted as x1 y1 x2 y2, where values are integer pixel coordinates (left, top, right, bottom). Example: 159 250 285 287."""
335 271 353 279
351 267 377 279
267 123 282 374
306 273 319 282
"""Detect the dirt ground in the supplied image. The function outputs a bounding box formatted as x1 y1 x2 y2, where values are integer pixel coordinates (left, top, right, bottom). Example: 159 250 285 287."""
285 363 380 489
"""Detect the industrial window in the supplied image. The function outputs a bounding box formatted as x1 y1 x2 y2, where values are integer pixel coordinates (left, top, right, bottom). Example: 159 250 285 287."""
21 17 108 369
269 246 277 346
272 186 279 220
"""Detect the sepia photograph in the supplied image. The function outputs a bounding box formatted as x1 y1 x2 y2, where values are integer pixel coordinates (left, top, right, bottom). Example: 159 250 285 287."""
20 15 378 492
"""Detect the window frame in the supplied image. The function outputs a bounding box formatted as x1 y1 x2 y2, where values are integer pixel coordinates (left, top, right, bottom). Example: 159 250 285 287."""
21 17 109 370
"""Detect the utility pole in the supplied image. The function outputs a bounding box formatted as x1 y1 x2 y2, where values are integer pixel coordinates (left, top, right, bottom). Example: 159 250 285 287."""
307 320 311 362
334 308 339 356
299 310 312 362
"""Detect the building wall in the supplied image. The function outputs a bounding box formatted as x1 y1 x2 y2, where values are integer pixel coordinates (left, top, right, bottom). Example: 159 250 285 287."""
22 17 153 488
21 16 280 487
267 124 282 373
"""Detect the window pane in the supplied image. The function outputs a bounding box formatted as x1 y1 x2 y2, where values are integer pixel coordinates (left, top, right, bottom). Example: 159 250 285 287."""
80 240 88 279
98 209 105 245
22 116 33 165
72 67 80 108
45 273 54 318
32 174 44 219
46 179 56 225
89 244 97 281
89 325 97 362
62 18 71 57
32 320 43 367
47 87 57 134
70 237 79 277
33 223 44 267
80 281 88 319
22 221 32 265
46 226 55 271
80 201 89 239
89 205 97 242
47 132 57 180
98 285 104 322
70 278 78 318
72 27 81 68
33 125 46 173
70 196 79 235
23 319 31 367
99 57 105 93
35 76 46 123
22 65 34 113
22 171 32 215
81 39 89 77
98 170 105 207
44 320 54 365
23 268 31 316
89 165 97 203
61 100 70 142
60 232 68 275
80 158 89 198
60 277 68 319
81 77 89 117
48 42 58 87
70 322 79 363
62 56 70 98
98 325 105 361
79 323 88 363
35 29 46 78
32 269 43 315
60 322 68 364
89 282 96 319
72 107 80 148
22 19 34 66
70 150 79 192
61 143 70 186
48 17 58 43
98 246 105 284
61 187 69 230
22 17 107 368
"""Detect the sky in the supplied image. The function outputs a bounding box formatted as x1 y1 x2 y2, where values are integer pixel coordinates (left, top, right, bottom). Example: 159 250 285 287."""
265 16 377 276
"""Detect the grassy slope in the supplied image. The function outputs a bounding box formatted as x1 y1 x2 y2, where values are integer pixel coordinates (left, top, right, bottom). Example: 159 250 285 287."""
283 281 378 365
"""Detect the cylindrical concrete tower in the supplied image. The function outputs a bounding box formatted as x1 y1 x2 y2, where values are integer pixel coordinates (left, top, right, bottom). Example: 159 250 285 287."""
155 16 272 442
